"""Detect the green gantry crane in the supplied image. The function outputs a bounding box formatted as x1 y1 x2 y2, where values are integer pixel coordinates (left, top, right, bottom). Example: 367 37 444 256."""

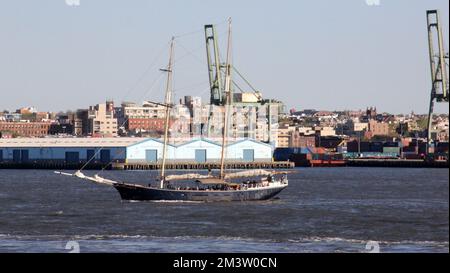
426 10 449 155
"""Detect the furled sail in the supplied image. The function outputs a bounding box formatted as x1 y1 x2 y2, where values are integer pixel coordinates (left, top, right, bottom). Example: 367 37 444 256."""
54 171 118 186
165 173 214 181
223 169 273 179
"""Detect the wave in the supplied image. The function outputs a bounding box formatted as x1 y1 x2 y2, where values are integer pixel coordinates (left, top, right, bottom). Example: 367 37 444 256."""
287 236 449 247
1 234 447 253
0 233 448 247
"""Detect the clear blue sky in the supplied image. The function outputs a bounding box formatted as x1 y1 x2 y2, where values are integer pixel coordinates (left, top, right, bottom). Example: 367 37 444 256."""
0 0 448 114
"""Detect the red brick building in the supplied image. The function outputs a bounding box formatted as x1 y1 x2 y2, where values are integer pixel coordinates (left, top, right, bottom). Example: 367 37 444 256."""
0 122 52 137
365 120 389 139
127 118 175 134
289 132 316 148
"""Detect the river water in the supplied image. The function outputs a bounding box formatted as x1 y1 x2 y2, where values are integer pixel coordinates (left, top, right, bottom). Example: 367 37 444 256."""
0 168 448 253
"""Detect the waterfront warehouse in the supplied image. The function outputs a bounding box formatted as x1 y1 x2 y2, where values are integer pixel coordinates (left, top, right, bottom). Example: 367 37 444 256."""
0 137 273 164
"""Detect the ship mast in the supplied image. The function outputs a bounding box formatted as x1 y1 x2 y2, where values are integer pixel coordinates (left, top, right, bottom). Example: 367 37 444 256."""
160 37 175 188
219 18 233 179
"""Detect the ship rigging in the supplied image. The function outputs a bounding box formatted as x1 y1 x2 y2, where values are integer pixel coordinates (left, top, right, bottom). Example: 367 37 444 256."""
56 19 290 202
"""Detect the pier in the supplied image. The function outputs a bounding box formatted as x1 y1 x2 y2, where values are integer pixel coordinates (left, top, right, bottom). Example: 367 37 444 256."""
345 159 449 168
0 161 112 170
0 159 448 169
112 161 295 170
0 161 295 170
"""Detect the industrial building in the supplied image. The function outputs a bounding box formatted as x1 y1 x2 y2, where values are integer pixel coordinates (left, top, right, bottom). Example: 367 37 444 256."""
0 138 134 164
0 138 273 164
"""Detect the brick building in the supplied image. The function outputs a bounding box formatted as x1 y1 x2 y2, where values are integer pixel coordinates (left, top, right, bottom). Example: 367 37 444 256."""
365 120 389 138
0 122 52 137
127 118 175 135
289 132 316 148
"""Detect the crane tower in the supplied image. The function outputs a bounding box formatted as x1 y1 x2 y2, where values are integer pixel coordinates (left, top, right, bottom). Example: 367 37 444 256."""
426 10 449 154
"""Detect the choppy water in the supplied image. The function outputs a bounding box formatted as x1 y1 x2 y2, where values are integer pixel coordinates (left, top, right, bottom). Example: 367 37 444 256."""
0 168 448 253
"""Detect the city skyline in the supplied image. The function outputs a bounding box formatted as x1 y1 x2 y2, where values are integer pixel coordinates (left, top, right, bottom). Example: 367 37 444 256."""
0 0 449 114
2 98 450 116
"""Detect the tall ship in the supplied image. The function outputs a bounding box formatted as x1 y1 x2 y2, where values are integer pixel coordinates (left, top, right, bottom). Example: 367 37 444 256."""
57 19 289 202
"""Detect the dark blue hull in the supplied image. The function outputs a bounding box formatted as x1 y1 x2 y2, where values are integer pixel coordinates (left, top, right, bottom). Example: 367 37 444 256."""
113 183 288 202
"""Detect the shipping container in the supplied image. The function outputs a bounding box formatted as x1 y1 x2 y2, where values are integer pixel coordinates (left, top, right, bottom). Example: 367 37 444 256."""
383 147 400 154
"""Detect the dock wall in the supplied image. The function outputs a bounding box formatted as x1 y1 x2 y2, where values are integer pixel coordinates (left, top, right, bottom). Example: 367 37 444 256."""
0 160 295 170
